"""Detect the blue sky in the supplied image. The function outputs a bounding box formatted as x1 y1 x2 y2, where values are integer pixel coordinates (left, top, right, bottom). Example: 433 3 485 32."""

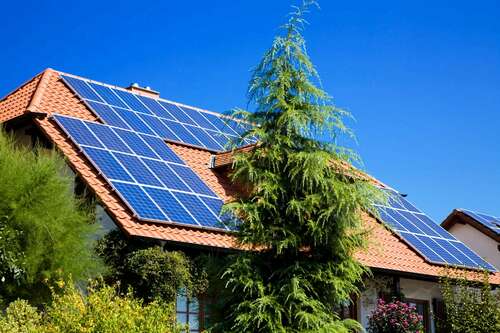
1 0 499 222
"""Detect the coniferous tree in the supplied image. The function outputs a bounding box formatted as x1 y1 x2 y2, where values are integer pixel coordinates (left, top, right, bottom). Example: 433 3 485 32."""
217 2 382 332
0 131 101 306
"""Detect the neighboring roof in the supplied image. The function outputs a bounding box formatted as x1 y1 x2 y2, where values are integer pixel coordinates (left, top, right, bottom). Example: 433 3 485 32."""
1 68 499 283
442 209 500 243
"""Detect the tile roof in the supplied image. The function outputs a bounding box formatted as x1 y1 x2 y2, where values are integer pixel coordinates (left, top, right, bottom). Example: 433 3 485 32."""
1 68 498 283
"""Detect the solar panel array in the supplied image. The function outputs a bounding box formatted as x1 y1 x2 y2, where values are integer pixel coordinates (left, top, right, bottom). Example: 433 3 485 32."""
375 193 496 271
460 209 500 235
57 73 497 272
53 114 229 230
61 75 254 152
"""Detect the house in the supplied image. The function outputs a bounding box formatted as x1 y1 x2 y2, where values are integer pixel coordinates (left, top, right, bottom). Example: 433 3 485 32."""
442 209 500 270
1 68 498 333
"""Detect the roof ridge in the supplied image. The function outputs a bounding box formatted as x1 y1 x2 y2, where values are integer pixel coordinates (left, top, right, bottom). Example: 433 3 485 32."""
26 68 55 114
0 69 46 103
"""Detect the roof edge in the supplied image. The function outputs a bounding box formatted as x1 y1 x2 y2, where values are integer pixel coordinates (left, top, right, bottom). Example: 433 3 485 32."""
442 209 500 242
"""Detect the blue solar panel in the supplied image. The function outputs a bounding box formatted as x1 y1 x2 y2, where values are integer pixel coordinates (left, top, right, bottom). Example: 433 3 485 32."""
82 147 133 182
169 164 216 197
62 74 253 152
376 192 497 271
173 192 220 228
85 122 131 153
179 106 218 131
113 107 155 135
206 129 231 150
88 83 128 109
202 112 238 135
144 187 198 226
86 101 131 129
225 118 248 136
184 125 223 151
54 113 225 230
137 114 179 141
53 115 103 147
142 159 190 192
162 120 203 147
399 232 446 263
112 182 166 220
113 128 158 159
139 135 184 164
136 96 173 119
113 153 162 187
158 101 196 125
112 89 153 115
62 76 103 102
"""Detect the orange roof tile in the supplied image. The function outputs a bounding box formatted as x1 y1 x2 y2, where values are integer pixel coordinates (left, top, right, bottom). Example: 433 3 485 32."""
1 68 498 283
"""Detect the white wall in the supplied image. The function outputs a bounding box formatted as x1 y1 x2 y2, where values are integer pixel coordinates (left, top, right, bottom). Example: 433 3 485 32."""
448 223 500 270
358 277 442 333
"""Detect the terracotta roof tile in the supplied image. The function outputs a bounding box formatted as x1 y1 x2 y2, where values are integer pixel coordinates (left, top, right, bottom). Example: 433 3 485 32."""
1 68 498 283
0 72 42 123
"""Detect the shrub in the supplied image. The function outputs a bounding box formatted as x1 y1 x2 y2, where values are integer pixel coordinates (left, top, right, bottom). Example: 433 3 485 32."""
0 299 41 333
368 299 424 333
0 130 101 305
95 230 207 303
0 282 179 333
439 270 500 333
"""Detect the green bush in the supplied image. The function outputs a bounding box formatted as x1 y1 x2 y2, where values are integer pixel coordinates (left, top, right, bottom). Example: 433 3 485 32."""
0 130 101 305
439 270 500 333
96 230 207 302
0 282 179 333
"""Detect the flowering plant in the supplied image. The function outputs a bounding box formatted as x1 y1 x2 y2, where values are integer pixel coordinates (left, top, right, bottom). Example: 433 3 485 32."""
368 299 424 333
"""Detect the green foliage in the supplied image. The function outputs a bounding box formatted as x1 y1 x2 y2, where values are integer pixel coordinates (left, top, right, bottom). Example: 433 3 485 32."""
0 130 101 305
217 1 383 332
0 282 179 333
0 299 41 333
95 230 206 303
438 270 500 333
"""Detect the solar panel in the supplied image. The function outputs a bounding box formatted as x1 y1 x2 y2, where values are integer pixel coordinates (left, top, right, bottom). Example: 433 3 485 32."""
460 209 500 235
112 107 155 135
137 114 179 141
63 76 103 102
112 182 167 220
58 75 496 269
88 83 128 109
61 74 253 152
53 114 229 231
87 101 131 129
144 187 198 226
112 89 153 115
376 192 497 271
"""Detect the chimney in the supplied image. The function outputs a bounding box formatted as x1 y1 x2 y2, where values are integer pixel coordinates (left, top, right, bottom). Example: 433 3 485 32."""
126 83 160 98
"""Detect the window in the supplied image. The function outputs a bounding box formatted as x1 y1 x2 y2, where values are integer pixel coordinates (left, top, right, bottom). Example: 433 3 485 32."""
176 290 210 332
405 298 430 333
